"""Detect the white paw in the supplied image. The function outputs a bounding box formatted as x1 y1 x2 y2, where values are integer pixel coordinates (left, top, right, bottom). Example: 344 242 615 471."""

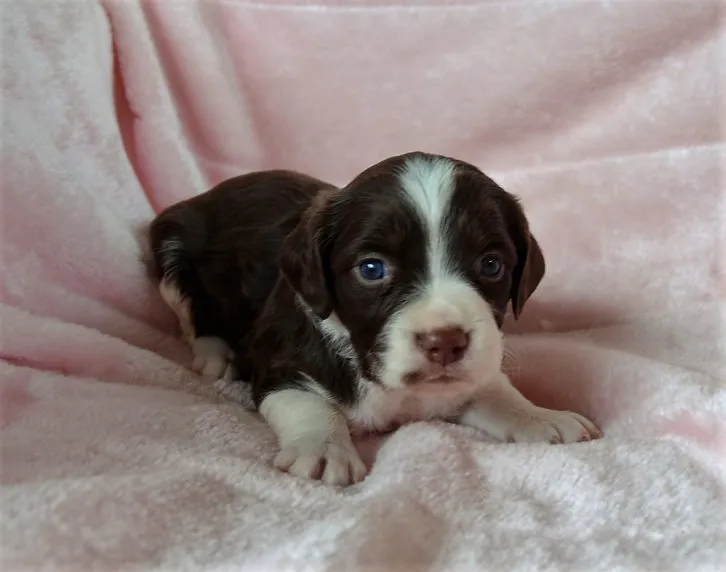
273 436 367 486
506 408 603 444
191 336 235 381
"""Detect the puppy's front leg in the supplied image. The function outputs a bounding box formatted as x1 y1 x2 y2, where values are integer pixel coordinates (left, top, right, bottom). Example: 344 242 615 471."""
458 373 602 444
260 388 367 486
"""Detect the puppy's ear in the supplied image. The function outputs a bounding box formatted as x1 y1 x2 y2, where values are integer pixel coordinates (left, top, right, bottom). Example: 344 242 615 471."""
509 204 545 319
280 190 335 319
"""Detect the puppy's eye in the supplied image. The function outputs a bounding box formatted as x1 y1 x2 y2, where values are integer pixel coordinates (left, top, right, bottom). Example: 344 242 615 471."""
478 254 504 279
356 258 390 283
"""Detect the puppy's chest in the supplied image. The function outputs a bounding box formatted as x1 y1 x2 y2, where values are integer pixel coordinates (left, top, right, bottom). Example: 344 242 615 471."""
344 380 478 434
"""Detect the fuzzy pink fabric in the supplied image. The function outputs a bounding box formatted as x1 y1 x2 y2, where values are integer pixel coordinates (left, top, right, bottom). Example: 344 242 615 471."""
1 0 724 570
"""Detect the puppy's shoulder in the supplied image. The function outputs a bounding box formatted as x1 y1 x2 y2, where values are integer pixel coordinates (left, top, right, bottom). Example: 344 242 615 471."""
249 280 359 409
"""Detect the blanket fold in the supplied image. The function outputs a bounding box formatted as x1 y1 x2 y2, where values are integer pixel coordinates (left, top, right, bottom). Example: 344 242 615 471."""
1 0 724 570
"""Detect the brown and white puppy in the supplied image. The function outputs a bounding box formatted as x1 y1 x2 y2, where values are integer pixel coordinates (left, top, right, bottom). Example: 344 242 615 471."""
149 151 602 486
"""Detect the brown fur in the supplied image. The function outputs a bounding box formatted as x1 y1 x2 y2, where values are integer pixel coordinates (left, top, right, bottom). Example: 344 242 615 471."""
148 152 544 408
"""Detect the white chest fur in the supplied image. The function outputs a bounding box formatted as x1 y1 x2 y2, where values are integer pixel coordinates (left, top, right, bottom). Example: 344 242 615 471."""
344 378 480 434
313 309 482 434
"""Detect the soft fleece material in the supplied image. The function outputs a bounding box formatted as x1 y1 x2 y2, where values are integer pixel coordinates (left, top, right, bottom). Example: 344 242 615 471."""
1 1 724 570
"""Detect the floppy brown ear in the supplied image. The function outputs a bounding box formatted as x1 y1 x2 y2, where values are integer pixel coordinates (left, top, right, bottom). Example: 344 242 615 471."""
510 232 545 319
280 192 334 319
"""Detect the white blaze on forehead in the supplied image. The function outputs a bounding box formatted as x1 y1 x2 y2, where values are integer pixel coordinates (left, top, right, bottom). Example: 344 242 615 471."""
396 155 458 282
372 154 503 391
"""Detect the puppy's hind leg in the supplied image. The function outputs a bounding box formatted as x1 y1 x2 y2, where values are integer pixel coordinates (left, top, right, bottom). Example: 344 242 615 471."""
158 278 234 381
191 336 235 381
159 277 196 346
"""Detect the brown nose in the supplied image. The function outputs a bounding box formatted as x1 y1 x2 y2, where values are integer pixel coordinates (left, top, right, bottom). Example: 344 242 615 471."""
415 327 469 365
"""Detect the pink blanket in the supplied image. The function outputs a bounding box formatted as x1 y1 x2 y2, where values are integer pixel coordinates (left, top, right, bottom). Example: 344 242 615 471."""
1 0 724 569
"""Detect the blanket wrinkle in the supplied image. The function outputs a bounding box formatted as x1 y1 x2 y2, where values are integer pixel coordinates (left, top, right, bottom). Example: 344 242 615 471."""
491 142 723 180
112 47 150 213
1 0 724 570
525 332 722 381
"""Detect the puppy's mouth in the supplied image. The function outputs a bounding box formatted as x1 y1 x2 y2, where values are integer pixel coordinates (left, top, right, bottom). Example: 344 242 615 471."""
366 352 470 388
402 365 465 386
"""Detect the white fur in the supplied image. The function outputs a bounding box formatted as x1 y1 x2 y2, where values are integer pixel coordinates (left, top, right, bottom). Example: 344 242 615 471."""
297 299 485 433
159 278 195 345
158 280 234 381
458 373 603 443
259 388 367 485
191 336 235 381
396 155 457 283
319 313 357 363
377 155 504 389
163 155 602 488
284 155 599 443
298 155 599 445
345 377 480 434
296 296 357 363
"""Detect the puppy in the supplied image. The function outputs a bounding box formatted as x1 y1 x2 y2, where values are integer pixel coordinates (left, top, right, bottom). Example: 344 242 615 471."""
149 151 602 485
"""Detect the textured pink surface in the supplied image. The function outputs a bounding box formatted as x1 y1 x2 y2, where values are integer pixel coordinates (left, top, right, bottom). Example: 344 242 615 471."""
1 0 724 570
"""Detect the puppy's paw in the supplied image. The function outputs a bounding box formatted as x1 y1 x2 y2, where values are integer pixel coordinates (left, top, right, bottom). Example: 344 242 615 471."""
507 408 602 444
191 336 234 381
274 436 367 486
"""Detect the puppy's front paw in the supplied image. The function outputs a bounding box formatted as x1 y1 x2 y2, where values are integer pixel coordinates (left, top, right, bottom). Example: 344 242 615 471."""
508 408 603 444
274 436 367 486
191 336 234 381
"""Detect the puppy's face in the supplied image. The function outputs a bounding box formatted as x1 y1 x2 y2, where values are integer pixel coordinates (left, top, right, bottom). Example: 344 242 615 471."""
282 152 544 389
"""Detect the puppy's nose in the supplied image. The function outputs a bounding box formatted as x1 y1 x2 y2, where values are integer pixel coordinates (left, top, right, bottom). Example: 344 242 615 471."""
415 327 469 366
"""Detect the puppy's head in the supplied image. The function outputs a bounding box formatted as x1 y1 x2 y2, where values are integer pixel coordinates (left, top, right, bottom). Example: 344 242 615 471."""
281 152 544 389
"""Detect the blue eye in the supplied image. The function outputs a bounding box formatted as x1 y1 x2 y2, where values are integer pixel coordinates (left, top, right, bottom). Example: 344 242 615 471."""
479 254 503 278
357 258 390 282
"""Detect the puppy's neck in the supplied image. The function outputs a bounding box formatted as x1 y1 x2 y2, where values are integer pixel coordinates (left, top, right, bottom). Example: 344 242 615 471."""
294 294 358 365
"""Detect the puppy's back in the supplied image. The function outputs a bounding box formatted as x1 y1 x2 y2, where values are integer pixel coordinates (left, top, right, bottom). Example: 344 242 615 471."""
149 170 334 350
149 170 331 280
